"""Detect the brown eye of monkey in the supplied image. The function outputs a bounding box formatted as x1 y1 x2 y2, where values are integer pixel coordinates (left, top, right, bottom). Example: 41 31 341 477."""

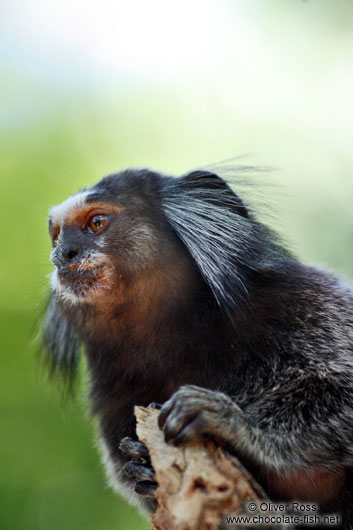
88 214 108 233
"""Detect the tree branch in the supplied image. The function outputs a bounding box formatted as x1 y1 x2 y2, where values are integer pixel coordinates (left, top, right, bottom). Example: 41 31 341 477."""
135 406 270 530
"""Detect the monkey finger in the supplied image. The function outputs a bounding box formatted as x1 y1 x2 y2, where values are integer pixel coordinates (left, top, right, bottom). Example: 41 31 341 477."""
158 386 221 430
159 397 213 433
163 411 199 444
119 437 149 459
158 402 174 429
172 414 208 446
123 461 156 481
158 397 190 429
135 480 158 497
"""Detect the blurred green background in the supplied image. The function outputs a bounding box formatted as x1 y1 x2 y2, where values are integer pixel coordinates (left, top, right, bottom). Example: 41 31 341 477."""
1 1 353 529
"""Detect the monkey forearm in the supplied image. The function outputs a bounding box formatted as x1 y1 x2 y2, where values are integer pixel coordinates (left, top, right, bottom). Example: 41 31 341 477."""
228 419 353 471
159 385 353 472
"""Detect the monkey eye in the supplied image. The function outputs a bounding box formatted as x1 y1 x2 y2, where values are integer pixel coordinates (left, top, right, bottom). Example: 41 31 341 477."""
88 214 108 233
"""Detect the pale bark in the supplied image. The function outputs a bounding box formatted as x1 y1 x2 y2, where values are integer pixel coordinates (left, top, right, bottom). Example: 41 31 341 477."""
135 406 270 530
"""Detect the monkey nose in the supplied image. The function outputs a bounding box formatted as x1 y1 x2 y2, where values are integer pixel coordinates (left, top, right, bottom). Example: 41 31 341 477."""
62 245 79 262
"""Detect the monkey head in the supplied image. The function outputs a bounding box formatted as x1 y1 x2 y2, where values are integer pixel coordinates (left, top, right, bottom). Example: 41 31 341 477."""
47 167 277 329
47 169 200 321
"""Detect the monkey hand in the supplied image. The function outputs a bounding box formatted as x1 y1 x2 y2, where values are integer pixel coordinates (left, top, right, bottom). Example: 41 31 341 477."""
119 437 158 497
158 385 247 448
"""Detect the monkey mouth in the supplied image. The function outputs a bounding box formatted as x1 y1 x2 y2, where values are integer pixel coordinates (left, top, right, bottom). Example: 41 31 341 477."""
56 264 109 298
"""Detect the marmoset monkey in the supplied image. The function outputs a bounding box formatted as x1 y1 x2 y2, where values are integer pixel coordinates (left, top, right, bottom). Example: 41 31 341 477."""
42 168 353 528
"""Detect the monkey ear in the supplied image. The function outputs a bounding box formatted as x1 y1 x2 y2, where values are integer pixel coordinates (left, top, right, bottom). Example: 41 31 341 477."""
40 294 81 389
161 170 258 317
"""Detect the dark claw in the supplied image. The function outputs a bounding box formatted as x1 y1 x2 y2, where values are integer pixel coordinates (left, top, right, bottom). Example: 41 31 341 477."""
172 415 206 446
119 437 149 459
123 461 155 481
163 410 199 444
158 403 173 429
135 480 158 497
148 402 163 410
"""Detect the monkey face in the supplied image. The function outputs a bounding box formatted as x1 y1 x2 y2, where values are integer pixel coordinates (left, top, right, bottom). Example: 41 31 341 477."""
48 190 118 305
47 171 173 308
